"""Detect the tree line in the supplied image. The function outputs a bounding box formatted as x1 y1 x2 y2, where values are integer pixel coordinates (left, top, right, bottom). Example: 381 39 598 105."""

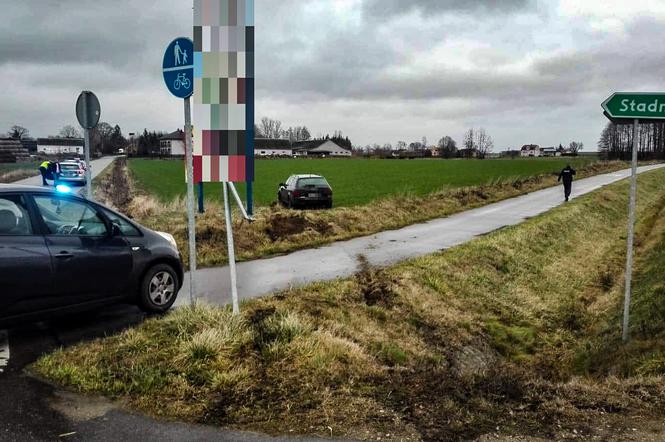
599 121 665 160
356 127 495 159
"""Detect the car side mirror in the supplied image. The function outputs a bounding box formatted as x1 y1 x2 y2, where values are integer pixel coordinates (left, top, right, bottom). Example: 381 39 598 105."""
110 223 122 237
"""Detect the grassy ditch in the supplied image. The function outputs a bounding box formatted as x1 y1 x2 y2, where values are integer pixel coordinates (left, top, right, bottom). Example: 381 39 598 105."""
33 168 665 441
99 159 631 268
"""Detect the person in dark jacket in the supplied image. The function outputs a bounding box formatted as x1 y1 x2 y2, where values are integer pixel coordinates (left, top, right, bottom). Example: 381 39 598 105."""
558 165 576 202
38 161 60 186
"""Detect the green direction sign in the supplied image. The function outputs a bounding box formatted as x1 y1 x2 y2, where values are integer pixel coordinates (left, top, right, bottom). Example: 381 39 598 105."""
602 92 665 120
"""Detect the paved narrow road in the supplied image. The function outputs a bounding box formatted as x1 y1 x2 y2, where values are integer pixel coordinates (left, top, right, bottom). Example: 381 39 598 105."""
14 156 119 190
177 164 665 308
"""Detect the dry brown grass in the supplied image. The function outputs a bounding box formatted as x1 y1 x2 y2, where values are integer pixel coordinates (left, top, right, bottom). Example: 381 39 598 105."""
0 168 35 183
34 168 665 441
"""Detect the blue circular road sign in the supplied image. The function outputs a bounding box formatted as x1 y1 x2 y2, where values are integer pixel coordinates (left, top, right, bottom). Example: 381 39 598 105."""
163 37 194 99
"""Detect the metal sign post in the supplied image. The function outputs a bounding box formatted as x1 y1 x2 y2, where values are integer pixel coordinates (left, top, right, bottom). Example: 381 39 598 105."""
184 96 197 304
75 91 101 200
163 37 196 305
622 119 639 343
223 183 240 314
602 92 665 343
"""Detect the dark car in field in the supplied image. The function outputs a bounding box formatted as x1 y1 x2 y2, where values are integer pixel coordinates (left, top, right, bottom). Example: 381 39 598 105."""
0 184 184 326
278 174 333 209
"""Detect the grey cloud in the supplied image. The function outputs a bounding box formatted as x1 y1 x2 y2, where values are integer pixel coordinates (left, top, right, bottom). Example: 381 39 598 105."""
362 0 534 19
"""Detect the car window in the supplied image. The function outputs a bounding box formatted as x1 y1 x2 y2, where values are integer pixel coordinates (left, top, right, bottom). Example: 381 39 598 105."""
100 207 141 237
0 195 33 236
297 177 329 188
33 196 107 236
60 163 80 171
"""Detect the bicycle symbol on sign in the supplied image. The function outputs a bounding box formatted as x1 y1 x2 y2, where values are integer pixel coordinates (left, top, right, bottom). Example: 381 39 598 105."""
174 73 191 91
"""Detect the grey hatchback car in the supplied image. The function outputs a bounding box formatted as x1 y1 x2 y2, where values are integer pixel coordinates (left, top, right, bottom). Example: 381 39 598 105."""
278 174 333 209
0 184 184 325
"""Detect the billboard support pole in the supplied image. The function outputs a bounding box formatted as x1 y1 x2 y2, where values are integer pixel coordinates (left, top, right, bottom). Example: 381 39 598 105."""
246 181 254 216
622 118 639 343
223 182 240 315
184 96 197 305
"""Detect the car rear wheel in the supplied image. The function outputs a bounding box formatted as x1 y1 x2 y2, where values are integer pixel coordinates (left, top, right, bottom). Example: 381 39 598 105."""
138 264 179 313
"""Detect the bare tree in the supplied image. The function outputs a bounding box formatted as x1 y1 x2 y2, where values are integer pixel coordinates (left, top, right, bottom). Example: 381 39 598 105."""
8 125 29 139
91 122 114 154
568 141 584 155
437 136 457 158
396 140 407 151
475 128 494 159
254 124 264 138
59 125 82 138
259 117 284 139
463 129 475 156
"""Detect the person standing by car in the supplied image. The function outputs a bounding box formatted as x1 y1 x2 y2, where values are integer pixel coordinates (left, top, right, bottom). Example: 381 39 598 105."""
48 161 61 186
39 160 50 185
558 164 576 202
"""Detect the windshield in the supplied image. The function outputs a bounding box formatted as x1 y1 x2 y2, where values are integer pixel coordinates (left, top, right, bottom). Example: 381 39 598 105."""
60 163 80 171
297 177 329 188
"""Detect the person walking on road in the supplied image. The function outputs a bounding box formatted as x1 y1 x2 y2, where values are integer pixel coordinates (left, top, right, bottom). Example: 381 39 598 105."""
558 164 577 202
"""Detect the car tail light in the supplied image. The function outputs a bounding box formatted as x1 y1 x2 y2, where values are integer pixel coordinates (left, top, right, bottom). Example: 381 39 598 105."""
323 188 332 196
293 190 302 197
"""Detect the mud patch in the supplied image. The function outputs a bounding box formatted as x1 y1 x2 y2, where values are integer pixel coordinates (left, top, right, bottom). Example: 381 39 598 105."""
48 391 115 422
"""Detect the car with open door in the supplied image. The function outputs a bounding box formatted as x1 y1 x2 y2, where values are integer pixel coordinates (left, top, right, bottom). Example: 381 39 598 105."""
0 184 184 326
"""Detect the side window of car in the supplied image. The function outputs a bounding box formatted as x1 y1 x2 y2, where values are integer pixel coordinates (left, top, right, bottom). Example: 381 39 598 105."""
0 195 33 236
100 207 141 237
33 196 107 236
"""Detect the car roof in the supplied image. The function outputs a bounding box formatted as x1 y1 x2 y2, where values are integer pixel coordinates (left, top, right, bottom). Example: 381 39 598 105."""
294 174 324 179
0 184 84 198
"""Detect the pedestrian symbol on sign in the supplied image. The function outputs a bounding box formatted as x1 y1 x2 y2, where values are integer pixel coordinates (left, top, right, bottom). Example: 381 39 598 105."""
163 37 194 99
174 40 189 66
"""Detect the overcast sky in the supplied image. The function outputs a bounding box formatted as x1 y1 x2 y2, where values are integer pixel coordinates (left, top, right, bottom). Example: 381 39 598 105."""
2 0 665 150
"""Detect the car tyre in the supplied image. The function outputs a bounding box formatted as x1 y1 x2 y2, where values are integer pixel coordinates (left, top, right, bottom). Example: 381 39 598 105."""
325 201 333 209
138 264 179 313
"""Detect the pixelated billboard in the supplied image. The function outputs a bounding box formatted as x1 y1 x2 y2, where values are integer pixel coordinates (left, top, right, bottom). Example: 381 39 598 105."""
193 0 254 183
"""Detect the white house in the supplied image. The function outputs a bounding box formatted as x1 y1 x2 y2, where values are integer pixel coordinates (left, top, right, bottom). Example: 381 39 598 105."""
37 138 84 155
159 130 186 156
254 138 293 156
520 144 540 157
292 140 352 157
540 147 561 157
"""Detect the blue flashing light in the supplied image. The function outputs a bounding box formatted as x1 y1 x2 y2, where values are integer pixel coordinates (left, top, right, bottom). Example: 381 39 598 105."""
56 184 72 194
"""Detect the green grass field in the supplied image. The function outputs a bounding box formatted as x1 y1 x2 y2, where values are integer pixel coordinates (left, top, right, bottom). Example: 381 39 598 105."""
129 157 600 208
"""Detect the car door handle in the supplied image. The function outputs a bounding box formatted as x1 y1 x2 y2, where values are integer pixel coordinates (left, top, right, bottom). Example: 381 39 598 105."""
55 252 74 259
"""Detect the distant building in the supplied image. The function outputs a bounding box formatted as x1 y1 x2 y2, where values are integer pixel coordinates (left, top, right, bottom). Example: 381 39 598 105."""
20 138 38 153
159 130 185 156
540 147 561 157
37 138 84 155
520 144 541 157
0 138 30 163
429 147 442 157
291 140 352 157
255 138 293 156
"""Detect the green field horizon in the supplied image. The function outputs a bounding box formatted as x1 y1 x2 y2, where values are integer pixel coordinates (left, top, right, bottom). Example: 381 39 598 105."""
129 157 602 208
